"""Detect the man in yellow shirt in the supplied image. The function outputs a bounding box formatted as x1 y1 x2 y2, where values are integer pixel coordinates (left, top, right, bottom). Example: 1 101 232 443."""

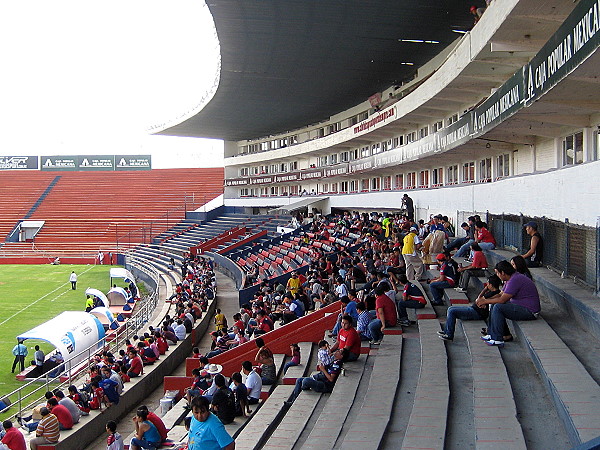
286 272 301 296
402 226 424 281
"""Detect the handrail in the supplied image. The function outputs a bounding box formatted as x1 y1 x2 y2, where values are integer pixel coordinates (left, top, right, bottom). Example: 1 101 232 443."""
0 259 160 419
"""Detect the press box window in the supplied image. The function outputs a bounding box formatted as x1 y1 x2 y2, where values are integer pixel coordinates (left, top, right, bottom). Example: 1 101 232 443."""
562 131 584 166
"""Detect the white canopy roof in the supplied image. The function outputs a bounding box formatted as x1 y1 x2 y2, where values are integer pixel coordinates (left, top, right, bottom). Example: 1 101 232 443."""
17 311 105 367
85 288 109 308
89 306 117 327
107 286 130 306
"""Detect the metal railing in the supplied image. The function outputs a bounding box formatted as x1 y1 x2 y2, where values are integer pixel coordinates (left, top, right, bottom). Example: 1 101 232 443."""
0 260 160 419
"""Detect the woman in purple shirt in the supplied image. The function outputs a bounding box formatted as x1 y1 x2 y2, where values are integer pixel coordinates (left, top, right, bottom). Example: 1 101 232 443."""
476 260 540 346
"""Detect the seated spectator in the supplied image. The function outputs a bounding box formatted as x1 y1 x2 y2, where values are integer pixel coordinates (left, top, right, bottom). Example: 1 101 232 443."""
1 420 26 450
428 253 458 306
283 343 301 374
511 255 533 279
29 407 59 450
127 349 143 378
396 274 427 327
474 220 496 251
88 380 105 410
521 221 543 267
368 284 398 344
454 217 477 258
255 346 276 385
445 222 471 252
130 408 161 450
185 368 209 406
330 295 358 338
99 374 120 406
105 420 125 450
68 385 90 415
231 372 250 417
289 349 347 403
317 340 334 367
137 342 157 365
455 242 488 293
53 390 80 425
210 374 236 425
46 398 72 431
206 330 230 359
174 319 187 341
241 361 262 405
138 405 168 444
438 275 502 341
355 302 373 341
478 260 541 346
250 311 274 337
330 315 360 361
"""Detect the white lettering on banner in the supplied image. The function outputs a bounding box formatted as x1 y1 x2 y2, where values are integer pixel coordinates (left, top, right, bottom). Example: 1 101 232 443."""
250 177 273 185
325 167 348 177
353 107 396 134
276 174 299 182
475 85 520 131
438 123 471 149
547 34 572 78
226 179 248 186
350 161 373 173
0 156 30 169
301 171 323 180
573 0 600 53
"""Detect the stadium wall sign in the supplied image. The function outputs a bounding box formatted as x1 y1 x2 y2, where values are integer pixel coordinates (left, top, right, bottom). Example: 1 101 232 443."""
40 155 152 171
224 0 600 187
0 156 38 170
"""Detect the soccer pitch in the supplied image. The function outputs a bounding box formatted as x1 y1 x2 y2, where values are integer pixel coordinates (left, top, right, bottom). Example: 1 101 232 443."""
0 264 123 399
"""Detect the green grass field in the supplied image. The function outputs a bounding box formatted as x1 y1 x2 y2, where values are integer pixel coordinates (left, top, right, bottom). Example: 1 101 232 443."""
0 264 128 404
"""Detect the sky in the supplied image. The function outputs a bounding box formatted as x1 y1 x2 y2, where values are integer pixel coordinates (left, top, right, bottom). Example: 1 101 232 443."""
0 0 223 168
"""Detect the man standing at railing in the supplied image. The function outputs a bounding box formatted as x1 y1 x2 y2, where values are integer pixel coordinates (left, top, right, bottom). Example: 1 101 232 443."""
11 339 28 373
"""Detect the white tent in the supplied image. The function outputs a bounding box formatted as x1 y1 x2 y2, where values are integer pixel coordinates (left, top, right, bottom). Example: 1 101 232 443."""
107 286 130 306
89 306 118 329
17 311 105 367
110 267 138 297
85 288 109 308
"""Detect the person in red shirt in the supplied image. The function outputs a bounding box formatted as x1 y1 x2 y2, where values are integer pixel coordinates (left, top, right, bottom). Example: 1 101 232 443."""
1 419 26 450
127 349 144 378
456 242 488 292
474 220 496 250
138 405 168 443
46 398 73 430
330 315 361 361
368 284 398 344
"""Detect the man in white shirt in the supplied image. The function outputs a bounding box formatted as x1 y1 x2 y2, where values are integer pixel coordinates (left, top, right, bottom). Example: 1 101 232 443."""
335 278 348 298
69 271 77 290
241 360 262 405
174 319 187 341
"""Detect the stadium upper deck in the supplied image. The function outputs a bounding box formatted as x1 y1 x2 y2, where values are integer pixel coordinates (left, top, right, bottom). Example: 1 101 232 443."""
210 0 599 228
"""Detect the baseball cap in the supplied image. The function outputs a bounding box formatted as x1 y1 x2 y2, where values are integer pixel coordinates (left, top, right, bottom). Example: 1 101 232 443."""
436 253 446 261
524 221 538 229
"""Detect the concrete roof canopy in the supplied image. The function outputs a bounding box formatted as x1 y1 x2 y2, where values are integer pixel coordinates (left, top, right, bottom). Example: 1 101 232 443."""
159 0 476 141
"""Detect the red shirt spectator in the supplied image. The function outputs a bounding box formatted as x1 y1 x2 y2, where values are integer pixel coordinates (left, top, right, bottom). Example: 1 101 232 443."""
148 411 168 443
2 423 26 450
471 250 488 268
337 327 361 356
376 293 397 327
477 227 496 246
48 402 73 430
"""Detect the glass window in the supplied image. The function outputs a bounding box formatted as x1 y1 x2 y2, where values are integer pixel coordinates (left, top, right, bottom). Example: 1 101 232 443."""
394 174 404 190
383 176 392 190
418 170 429 188
479 158 492 182
432 168 443 186
562 131 584 166
371 177 381 190
407 172 416 189
462 162 475 183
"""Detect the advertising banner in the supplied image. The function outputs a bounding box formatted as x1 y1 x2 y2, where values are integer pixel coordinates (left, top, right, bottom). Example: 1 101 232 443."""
115 155 152 170
0 156 38 170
